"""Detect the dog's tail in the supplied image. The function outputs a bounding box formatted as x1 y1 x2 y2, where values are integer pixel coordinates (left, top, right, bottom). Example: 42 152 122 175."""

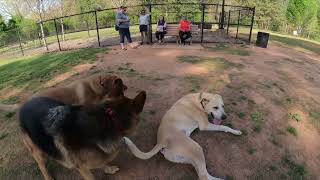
123 137 165 160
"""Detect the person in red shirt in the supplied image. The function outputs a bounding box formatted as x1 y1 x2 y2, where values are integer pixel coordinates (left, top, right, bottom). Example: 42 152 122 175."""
178 16 192 45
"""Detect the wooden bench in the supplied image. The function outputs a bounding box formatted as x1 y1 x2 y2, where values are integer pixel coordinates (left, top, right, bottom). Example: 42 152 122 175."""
165 24 199 44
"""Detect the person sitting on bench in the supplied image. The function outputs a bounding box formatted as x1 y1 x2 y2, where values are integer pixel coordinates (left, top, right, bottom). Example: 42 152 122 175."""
178 16 192 45
155 16 167 44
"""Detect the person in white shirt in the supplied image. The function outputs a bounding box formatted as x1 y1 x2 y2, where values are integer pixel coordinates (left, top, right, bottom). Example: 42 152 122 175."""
139 9 150 44
155 16 167 44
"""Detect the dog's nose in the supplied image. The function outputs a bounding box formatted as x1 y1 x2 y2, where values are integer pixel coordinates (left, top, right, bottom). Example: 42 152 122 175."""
221 114 227 120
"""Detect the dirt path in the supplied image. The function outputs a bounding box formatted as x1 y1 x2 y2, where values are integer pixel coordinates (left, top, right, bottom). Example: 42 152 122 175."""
0 42 320 180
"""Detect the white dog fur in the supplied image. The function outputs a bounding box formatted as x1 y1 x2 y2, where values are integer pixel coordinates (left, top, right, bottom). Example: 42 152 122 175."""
124 92 242 180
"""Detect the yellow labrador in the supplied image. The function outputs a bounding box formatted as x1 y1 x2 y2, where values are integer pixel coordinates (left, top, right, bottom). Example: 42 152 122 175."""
124 92 242 180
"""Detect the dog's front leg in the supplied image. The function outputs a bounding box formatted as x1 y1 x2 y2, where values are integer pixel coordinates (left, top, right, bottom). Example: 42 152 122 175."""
201 124 242 135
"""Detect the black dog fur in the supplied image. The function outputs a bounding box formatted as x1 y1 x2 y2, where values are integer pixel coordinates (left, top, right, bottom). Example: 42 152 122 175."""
19 93 146 161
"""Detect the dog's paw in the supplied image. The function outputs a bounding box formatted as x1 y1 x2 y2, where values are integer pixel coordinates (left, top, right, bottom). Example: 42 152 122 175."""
104 166 119 174
233 130 242 136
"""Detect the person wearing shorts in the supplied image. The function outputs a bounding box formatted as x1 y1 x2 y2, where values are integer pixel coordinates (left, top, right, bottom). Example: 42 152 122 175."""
139 9 150 44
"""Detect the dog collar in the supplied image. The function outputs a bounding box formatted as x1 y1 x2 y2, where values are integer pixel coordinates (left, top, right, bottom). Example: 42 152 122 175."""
105 108 125 134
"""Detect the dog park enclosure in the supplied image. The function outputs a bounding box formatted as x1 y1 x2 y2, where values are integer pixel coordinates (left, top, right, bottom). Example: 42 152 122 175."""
0 2 254 59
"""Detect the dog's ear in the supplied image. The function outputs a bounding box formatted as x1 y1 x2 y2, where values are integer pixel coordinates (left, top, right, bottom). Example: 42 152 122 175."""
199 93 209 107
113 78 127 91
133 91 146 113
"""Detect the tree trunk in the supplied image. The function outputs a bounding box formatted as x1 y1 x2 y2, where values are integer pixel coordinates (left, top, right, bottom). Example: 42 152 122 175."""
40 22 48 51
86 20 90 37
60 18 65 41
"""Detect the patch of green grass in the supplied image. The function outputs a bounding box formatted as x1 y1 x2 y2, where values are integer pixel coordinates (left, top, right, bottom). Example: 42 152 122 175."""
282 154 306 180
286 126 297 136
4 111 15 119
237 112 246 119
0 48 106 91
238 95 247 101
184 75 206 92
251 112 265 133
206 43 251 56
0 133 8 140
270 34 320 55
177 56 202 63
0 96 20 104
288 113 302 122
247 148 256 155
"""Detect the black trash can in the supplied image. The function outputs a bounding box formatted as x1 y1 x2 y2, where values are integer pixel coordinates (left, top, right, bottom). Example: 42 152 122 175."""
256 32 269 48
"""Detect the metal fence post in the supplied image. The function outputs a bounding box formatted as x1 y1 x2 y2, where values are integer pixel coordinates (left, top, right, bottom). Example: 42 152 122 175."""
17 28 24 56
236 10 241 39
227 10 231 35
219 0 225 29
94 11 101 47
148 3 152 43
54 19 61 51
248 7 255 43
200 3 205 43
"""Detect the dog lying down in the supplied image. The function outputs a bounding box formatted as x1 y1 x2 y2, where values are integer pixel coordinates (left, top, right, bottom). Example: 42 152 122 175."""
124 92 242 180
19 91 146 180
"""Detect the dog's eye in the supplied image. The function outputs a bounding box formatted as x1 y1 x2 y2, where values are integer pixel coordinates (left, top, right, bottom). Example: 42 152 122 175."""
214 107 218 110
222 105 225 108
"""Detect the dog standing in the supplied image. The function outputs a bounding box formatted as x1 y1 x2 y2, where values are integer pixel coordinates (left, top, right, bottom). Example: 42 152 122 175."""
34 74 127 105
20 91 146 180
124 92 242 180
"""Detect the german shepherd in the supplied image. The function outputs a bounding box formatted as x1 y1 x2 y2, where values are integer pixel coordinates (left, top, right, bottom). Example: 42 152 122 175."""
19 91 146 180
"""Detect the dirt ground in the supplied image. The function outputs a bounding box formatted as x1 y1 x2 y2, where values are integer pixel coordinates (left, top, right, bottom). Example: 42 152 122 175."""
0 42 320 180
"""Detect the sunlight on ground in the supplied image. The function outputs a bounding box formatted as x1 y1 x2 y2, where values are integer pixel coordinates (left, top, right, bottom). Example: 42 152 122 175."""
44 63 95 88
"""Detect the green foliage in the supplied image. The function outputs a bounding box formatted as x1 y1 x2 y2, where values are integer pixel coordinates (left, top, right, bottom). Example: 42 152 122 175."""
0 96 20 105
288 112 302 122
286 126 297 136
237 112 246 119
4 111 16 119
286 0 318 37
250 111 265 132
282 154 306 179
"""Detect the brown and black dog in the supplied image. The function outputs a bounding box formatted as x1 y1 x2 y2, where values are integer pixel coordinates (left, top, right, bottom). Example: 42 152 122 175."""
19 91 146 180
34 74 127 105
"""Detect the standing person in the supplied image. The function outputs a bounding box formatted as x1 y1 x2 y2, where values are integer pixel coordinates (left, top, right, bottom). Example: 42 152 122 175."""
178 16 192 45
116 6 135 50
139 9 150 45
155 16 167 44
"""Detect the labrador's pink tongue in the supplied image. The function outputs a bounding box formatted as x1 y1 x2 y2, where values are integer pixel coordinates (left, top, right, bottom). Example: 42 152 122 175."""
213 119 222 125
